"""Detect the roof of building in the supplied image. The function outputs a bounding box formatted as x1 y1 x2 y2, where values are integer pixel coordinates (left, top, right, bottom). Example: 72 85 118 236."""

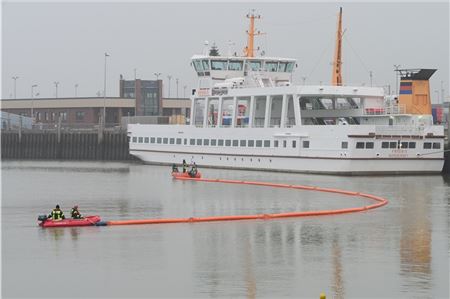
1 97 135 109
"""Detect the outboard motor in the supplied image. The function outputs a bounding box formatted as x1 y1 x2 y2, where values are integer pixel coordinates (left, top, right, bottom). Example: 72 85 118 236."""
37 215 48 222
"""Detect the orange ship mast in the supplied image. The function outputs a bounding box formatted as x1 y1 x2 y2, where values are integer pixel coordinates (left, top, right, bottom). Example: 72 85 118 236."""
244 10 262 58
332 7 343 86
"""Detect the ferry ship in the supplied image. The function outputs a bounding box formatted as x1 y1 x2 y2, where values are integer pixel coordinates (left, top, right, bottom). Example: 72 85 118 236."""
128 9 444 174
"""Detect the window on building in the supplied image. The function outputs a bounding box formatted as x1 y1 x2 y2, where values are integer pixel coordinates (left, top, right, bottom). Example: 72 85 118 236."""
204 139 209 146
150 137 155 143
264 140 270 147
184 138 187 145
176 138 182 145
400 142 408 149
138 137 143 143
75 111 84 121
36 112 41 121
356 142 365 149
303 140 310 148
432 142 441 149
197 139 202 145
423 142 432 149
218 139 224 146
232 140 238 147
163 138 168 144
283 140 287 148
292 140 296 148
240 140 246 147
144 137 149 143
211 139 217 146
248 140 255 147
225 140 231 147
256 140 262 147
190 139 195 145
389 142 397 149
341 141 348 149
408 142 416 149
381 142 389 149
132 137 137 143
169 138 175 144
366 142 374 149
274 140 279 148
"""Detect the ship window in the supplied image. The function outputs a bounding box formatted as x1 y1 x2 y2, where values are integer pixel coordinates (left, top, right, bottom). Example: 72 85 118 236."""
265 61 278 72
132 137 137 143
264 140 270 147
225 140 231 146
274 140 279 147
389 142 397 149
190 138 195 145
278 62 288 72
232 140 238 147
211 139 217 146
356 142 365 149
202 60 210 71
408 142 416 149
193 60 203 72
366 142 374 149
432 142 440 149
303 140 310 148
292 140 296 148
256 140 263 147
341 141 348 149
240 140 246 147
286 62 295 72
248 140 255 147
400 142 408 149
228 60 243 71
144 137 149 143
169 138 175 144
138 137 143 143
184 138 187 145
218 139 224 146
381 142 389 149
211 60 227 70
203 139 209 146
176 138 182 145
283 140 287 148
423 142 432 149
157 137 162 144
248 60 262 71
197 139 202 145
163 138 168 144
150 137 155 143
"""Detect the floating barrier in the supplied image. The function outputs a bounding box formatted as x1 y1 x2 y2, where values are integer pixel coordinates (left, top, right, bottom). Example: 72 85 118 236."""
105 176 388 226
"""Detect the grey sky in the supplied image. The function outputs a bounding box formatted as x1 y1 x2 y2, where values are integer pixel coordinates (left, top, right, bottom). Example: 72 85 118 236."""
2 1 449 102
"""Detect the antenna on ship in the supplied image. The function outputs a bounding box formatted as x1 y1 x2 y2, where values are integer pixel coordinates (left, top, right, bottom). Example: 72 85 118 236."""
332 7 344 86
244 10 263 58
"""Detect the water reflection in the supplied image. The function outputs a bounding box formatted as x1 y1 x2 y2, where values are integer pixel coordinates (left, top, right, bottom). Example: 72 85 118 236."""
331 233 344 299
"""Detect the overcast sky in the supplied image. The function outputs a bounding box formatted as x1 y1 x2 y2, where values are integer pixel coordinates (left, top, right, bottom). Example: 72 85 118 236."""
2 1 449 102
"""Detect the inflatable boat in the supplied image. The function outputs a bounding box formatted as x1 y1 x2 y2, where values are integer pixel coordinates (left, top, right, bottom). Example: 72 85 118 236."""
38 215 101 228
171 171 202 179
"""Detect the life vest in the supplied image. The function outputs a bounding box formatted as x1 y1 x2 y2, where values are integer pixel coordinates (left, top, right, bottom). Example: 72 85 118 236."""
51 209 64 220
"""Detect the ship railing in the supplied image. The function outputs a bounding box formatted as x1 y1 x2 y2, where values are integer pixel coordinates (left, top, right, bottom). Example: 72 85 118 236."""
374 125 425 136
363 104 406 116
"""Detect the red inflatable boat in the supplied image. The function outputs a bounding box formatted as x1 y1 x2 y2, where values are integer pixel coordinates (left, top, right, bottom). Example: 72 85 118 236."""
171 171 202 179
38 215 101 228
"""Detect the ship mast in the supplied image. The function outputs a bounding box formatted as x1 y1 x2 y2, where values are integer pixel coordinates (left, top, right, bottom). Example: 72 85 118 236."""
244 10 261 58
332 7 343 86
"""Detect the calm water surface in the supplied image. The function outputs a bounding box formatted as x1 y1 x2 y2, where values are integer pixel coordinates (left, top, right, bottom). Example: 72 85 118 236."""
2 160 449 298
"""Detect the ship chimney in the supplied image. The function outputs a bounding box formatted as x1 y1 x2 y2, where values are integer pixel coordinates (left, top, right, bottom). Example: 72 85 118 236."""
397 68 436 115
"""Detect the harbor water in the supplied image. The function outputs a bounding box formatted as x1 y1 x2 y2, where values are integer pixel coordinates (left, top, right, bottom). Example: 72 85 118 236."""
2 160 449 298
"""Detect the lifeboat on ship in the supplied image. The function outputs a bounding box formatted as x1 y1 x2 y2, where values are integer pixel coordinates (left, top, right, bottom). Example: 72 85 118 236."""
38 215 101 228
171 171 202 179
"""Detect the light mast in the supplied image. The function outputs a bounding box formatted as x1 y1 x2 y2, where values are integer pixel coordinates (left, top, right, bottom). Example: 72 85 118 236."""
244 10 262 57
332 7 343 86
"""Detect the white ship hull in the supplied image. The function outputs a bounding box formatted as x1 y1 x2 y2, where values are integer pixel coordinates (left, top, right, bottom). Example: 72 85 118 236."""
128 124 444 175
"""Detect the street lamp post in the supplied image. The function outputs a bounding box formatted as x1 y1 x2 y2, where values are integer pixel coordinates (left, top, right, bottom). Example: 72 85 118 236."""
31 84 38 118
394 64 401 95
103 52 110 125
12 76 19 99
435 90 440 104
154 72 161 80
75 84 79 97
167 75 172 98
176 78 179 98
183 85 187 98
54 81 59 98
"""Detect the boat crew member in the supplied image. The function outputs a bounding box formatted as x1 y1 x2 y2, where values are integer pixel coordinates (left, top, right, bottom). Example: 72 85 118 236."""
182 159 188 173
189 162 198 177
71 205 82 219
172 164 179 173
48 205 65 221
